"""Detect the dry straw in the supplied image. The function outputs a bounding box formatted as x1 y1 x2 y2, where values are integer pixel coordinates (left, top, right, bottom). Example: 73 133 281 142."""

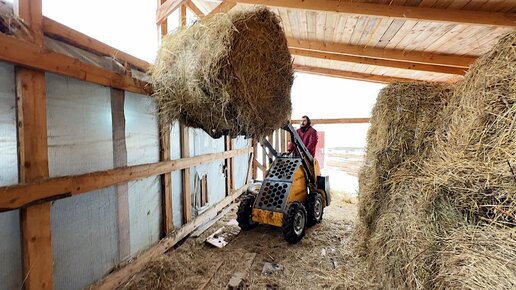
150 7 293 139
354 31 515 289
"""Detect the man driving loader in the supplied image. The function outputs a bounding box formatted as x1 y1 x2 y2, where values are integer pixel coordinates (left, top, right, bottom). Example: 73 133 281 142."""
288 115 318 157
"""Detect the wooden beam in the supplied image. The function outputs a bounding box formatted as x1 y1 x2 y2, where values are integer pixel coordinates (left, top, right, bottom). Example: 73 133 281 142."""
287 37 475 68
15 1 53 289
0 33 150 95
291 118 371 124
180 4 187 27
156 0 187 24
180 124 192 223
186 0 205 18
91 183 250 290
0 148 251 211
208 1 237 16
110 88 131 261
293 64 427 84
158 0 174 236
290 48 466 75
230 0 516 27
42 17 150 71
253 159 267 173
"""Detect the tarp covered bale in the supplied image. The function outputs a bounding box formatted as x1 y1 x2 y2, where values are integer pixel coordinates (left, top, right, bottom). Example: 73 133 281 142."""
150 7 293 138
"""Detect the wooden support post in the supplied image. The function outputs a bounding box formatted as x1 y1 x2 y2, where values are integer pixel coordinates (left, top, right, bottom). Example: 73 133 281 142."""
274 130 280 153
180 4 187 27
15 1 53 289
224 136 234 196
157 0 174 234
110 89 130 261
251 139 257 180
180 124 192 223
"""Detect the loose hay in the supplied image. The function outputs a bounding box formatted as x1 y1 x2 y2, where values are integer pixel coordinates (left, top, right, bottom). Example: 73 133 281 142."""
354 31 516 290
150 7 293 138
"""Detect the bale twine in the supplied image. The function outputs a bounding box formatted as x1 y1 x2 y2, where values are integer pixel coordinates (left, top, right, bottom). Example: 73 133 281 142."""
150 7 293 138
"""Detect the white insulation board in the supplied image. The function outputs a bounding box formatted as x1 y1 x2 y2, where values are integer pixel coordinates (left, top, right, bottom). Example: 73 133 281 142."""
125 92 161 256
232 136 251 189
0 62 23 290
170 122 183 228
46 74 118 290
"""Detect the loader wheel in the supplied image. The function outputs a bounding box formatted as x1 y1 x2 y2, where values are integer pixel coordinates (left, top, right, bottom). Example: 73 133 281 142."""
282 202 307 244
306 192 324 227
237 194 257 231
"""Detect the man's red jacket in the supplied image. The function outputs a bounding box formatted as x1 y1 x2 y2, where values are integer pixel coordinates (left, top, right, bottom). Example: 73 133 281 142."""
288 125 318 157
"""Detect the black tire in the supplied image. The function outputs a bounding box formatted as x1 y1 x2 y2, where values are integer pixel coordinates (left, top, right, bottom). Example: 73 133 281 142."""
237 194 257 231
306 192 324 227
282 202 307 244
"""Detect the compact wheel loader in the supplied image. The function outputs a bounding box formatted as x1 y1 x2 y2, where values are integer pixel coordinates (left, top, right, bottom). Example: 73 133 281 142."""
237 122 331 244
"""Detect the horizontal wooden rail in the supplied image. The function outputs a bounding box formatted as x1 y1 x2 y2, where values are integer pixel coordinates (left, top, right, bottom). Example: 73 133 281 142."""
290 118 371 124
42 17 151 71
0 147 251 211
0 33 150 95
92 182 250 290
231 0 516 27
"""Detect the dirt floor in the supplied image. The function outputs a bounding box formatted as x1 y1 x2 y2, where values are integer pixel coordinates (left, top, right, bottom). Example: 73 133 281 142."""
121 191 359 290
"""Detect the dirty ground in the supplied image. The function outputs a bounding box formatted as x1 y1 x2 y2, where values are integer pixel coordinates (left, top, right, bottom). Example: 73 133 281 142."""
121 191 358 290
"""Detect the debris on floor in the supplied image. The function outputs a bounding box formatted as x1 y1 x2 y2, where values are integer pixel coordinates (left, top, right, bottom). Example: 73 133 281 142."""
261 262 284 276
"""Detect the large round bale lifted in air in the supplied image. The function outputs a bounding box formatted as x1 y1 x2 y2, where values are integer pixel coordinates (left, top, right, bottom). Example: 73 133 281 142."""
150 7 293 139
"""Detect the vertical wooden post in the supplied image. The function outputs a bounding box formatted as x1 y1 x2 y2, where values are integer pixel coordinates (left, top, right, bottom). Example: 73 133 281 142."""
224 136 234 196
178 3 192 224
251 139 257 180
110 89 130 261
157 0 174 234
274 130 280 152
15 1 53 289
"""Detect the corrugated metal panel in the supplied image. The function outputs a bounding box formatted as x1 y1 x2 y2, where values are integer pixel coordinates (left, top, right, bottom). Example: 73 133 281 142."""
170 123 183 228
125 92 161 255
232 137 251 189
0 62 23 290
46 74 118 290
189 129 225 213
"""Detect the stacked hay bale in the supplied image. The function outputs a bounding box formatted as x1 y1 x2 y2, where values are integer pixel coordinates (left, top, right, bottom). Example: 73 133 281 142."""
355 31 515 290
150 7 293 138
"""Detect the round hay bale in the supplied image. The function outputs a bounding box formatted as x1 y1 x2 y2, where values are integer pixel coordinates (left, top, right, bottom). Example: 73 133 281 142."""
434 226 516 290
356 82 451 254
150 7 293 138
423 31 516 227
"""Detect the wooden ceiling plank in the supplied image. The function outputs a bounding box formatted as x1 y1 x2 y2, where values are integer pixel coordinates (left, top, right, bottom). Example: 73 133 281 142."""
228 0 516 27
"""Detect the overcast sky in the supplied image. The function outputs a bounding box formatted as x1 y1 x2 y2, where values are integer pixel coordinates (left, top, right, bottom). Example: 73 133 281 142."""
19 0 382 148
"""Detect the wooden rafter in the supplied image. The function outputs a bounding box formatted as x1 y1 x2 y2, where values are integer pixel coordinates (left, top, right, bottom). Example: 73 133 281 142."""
156 0 187 24
290 48 466 75
208 1 237 16
0 33 150 95
0 148 251 211
293 64 425 84
287 38 475 69
230 0 516 27
186 0 205 18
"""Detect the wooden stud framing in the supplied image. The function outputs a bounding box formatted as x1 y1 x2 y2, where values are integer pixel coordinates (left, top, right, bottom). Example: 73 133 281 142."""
290 48 466 75
293 64 428 84
208 1 237 16
290 118 371 124
251 139 258 180
110 88 131 261
186 0 205 18
287 37 475 68
0 33 150 95
180 4 187 27
14 0 53 289
230 0 516 27
156 0 187 24
180 124 192 223
0 148 251 211
158 0 174 235
224 136 235 196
